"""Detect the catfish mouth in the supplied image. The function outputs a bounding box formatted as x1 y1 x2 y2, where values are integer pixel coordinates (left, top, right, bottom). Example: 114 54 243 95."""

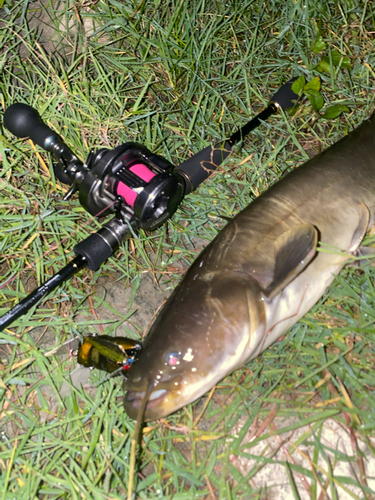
124 370 184 420
124 388 170 420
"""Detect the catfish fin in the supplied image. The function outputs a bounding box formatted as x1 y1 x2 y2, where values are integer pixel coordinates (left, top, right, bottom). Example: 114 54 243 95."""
348 203 370 253
264 223 318 299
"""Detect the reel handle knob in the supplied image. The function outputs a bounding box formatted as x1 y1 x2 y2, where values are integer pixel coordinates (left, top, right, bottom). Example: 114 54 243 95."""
4 103 59 151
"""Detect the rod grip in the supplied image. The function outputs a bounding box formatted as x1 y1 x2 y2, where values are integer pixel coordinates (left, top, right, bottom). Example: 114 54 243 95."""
175 141 231 194
4 103 59 150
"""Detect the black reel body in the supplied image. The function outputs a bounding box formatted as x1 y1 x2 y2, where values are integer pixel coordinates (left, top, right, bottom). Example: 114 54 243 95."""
71 143 185 270
82 142 185 231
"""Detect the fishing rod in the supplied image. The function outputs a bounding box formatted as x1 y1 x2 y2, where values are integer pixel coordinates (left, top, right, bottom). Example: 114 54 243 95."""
0 77 298 332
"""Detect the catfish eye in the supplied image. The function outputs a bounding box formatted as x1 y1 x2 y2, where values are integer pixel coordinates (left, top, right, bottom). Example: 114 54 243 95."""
166 352 181 366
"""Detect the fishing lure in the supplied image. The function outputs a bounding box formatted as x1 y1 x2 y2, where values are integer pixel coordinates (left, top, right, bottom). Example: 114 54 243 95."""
50 335 143 376
77 335 142 374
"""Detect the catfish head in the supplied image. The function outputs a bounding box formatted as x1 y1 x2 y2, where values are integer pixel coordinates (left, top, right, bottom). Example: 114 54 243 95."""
123 268 265 421
123 220 319 420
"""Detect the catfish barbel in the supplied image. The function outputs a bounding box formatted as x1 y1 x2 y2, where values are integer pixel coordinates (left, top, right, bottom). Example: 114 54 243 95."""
124 113 375 421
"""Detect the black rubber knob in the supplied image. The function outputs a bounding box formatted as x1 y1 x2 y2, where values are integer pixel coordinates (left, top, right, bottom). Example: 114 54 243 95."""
4 103 58 149
74 233 113 271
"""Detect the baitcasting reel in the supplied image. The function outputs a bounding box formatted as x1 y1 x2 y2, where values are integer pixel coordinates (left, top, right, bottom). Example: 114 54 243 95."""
3 104 188 271
0 78 299 331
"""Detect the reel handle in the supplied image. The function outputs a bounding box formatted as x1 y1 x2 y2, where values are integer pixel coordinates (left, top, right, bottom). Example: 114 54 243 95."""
4 103 61 150
4 103 77 185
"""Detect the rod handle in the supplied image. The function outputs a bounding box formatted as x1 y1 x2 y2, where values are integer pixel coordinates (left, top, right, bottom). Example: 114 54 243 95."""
175 141 231 194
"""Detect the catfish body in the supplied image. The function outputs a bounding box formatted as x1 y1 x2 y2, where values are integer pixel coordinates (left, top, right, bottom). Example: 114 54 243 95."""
124 114 375 421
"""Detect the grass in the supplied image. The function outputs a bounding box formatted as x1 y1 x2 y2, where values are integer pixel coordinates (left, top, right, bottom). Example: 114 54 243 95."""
0 0 375 498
